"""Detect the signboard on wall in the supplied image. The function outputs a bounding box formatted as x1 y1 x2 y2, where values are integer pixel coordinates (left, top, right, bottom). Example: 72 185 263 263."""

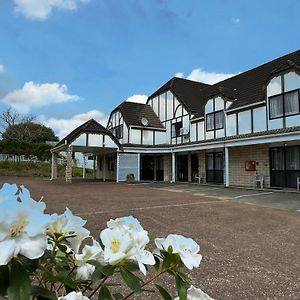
245 160 256 171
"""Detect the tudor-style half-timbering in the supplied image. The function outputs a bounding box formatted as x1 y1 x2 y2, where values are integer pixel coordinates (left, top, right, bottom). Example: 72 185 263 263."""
148 91 191 144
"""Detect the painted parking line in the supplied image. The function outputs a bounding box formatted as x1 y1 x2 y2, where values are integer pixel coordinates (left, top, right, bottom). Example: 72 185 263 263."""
234 192 273 199
79 200 226 216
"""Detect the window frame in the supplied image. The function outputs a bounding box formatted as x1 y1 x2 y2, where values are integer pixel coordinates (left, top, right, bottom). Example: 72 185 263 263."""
269 88 300 120
206 110 224 132
171 121 183 138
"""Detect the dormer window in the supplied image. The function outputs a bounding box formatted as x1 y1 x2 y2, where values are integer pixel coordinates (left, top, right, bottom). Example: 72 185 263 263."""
269 89 300 119
206 110 224 131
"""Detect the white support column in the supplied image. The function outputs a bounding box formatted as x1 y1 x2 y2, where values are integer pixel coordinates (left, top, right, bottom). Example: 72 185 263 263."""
51 152 58 180
103 155 106 182
225 146 230 188
116 152 120 183
65 148 72 184
82 154 86 179
171 152 176 183
137 153 141 182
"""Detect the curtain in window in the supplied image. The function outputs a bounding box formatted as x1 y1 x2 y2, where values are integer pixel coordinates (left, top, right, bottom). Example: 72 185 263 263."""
270 95 283 118
214 111 224 129
284 91 299 116
271 148 285 170
206 114 214 130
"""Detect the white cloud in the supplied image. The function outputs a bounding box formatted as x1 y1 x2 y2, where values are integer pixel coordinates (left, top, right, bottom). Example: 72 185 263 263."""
231 17 241 24
3 81 80 113
40 110 108 139
13 0 90 21
0 65 4 73
125 94 148 104
176 68 237 85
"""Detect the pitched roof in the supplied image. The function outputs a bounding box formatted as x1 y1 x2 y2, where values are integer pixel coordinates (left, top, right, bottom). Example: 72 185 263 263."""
148 77 211 113
54 119 119 148
113 101 164 129
193 49 300 117
148 50 300 119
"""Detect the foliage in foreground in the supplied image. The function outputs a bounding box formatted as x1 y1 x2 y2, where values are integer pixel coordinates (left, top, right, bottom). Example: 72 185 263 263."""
0 183 214 300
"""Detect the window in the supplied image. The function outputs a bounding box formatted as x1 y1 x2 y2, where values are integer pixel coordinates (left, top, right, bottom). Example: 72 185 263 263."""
269 89 300 119
171 121 182 138
111 125 123 139
206 111 224 131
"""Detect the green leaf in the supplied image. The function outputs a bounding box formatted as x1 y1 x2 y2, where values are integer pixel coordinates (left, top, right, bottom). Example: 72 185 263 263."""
0 265 9 296
122 261 139 272
112 293 123 300
98 285 113 300
120 268 141 293
88 260 115 276
31 286 56 300
178 287 187 300
19 256 39 273
154 256 160 272
162 253 174 270
7 260 31 300
155 284 172 300
174 273 188 300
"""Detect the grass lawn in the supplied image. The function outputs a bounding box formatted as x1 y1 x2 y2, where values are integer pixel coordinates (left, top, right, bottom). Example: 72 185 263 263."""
0 161 94 177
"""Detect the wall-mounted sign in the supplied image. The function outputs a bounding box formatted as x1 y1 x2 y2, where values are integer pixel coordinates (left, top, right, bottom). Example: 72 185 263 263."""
245 160 256 171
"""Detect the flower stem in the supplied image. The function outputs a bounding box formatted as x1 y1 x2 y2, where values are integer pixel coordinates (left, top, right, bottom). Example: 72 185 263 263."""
122 270 166 300
88 275 109 298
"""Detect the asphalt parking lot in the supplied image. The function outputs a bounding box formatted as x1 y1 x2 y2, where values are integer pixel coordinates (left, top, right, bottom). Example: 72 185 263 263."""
148 182 300 212
1 177 300 299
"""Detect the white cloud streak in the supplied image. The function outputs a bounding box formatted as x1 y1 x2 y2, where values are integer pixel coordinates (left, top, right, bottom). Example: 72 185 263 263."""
13 0 90 21
40 110 108 139
0 65 4 73
125 94 148 104
3 81 80 113
176 68 237 85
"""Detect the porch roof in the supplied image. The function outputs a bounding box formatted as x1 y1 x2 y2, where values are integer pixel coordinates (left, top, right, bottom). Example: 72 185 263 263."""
51 119 121 153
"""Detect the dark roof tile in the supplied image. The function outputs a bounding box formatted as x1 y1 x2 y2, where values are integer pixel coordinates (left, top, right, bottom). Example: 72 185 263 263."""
113 101 164 129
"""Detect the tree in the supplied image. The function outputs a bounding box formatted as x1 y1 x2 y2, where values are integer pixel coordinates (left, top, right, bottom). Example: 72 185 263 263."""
0 108 35 136
2 121 58 143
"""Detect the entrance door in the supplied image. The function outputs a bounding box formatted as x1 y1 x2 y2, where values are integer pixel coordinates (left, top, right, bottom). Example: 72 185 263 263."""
177 155 188 181
155 156 164 181
206 152 223 184
140 155 154 181
270 146 300 188
191 154 199 182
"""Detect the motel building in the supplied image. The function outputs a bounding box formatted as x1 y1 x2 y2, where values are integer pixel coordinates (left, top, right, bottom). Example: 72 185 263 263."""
51 49 300 190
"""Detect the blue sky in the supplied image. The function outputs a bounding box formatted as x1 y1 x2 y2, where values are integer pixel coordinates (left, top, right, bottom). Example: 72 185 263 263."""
0 0 299 138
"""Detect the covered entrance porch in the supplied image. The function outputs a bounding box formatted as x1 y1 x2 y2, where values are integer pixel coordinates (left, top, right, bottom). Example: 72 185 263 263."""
51 119 121 184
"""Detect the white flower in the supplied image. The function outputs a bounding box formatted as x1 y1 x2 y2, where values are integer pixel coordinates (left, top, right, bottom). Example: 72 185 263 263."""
58 291 90 300
48 208 90 253
174 285 214 300
155 234 202 270
75 238 104 280
102 216 155 274
0 183 51 266
100 228 133 265
107 216 143 232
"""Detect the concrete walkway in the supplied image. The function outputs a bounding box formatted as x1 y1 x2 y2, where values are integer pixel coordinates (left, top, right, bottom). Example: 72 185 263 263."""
147 182 300 212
